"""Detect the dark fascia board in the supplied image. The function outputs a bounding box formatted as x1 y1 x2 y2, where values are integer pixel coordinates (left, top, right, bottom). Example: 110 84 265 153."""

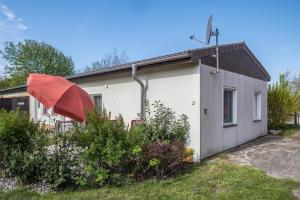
69 41 272 81
0 84 27 95
0 42 271 94
191 42 271 81
241 44 271 81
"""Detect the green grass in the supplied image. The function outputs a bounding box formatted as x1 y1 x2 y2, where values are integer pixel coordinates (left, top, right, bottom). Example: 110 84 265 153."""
0 159 299 200
279 124 300 136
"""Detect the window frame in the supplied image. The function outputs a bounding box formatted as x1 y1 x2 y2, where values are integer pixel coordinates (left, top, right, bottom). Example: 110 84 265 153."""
253 91 262 121
91 94 102 113
223 87 238 127
42 105 48 115
42 106 56 116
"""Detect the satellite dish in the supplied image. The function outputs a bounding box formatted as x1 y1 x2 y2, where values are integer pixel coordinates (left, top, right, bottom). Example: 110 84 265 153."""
190 14 219 46
189 14 220 74
206 15 213 44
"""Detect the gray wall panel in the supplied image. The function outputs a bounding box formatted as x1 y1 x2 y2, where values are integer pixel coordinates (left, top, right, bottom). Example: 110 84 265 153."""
200 64 268 159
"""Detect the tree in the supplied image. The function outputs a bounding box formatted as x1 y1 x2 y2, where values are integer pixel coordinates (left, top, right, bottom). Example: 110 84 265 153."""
290 73 300 125
268 73 300 129
0 76 11 89
291 73 300 93
0 40 75 87
84 48 128 72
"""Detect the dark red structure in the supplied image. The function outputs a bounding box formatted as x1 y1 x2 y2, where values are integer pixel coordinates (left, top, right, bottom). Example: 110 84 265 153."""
27 73 94 122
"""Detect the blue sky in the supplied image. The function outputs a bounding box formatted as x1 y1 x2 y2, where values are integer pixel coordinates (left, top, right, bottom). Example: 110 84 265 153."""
0 0 299 82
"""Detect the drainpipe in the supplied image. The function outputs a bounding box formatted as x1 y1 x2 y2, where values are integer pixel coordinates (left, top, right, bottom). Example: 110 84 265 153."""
132 64 146 120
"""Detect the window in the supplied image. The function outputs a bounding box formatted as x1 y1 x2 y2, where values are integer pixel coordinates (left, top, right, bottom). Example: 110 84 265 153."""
43 105 48 115
42 106 56 116
253 91 262 121
92 94 102 113
223 88 237 126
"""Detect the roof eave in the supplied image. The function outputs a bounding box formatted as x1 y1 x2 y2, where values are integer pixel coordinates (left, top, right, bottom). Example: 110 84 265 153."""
68 51 194 80
0 42 271 94
0 85 27 95
241 44 271 81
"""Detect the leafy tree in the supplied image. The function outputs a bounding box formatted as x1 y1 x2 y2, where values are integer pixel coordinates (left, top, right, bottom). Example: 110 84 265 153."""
290 73 300 125
291 73 300 93
0 40 75 87
0 76 11 89
268 73 300 129
84 48 128 72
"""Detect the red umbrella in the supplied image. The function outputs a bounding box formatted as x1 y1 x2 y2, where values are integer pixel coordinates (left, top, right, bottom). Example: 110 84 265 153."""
27 73 94 122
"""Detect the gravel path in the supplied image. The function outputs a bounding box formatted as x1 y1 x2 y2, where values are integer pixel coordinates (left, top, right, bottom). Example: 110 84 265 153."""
227 132 300 199
0 177 53 193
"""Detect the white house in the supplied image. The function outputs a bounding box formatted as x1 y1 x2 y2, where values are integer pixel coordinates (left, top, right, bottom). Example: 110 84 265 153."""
0 42 270 161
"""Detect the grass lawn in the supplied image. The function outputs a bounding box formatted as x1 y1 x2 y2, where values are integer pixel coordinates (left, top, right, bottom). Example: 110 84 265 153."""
0 159 299 200
279 124 300 136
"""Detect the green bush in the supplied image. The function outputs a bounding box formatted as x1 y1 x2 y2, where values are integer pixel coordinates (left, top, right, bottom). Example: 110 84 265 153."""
130 140 193 180
268 74 300 129
142 101 190 144
0 109 49 182
143 140 187 178
73 110 130 187
72 103 191 186
0 109 39 152
128 101 191 180
0 101 191 189
0 109 82 188
42 132 82 189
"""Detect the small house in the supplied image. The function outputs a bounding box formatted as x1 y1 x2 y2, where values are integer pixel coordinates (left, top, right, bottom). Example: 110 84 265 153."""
0 42 270 161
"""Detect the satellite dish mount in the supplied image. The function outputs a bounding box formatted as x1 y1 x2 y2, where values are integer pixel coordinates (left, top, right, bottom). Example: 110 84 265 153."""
206 15 220 74
190 15 220 74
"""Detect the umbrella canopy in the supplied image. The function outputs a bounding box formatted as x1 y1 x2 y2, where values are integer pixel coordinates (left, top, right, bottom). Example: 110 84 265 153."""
27 73 94 122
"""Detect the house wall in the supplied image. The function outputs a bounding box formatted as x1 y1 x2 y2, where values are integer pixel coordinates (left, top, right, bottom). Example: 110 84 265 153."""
200 64 268 159
0 91 33 114
32 63 202 159
0 62 268 161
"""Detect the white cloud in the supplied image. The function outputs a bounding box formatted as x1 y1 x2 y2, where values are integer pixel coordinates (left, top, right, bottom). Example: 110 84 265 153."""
0 4 27 30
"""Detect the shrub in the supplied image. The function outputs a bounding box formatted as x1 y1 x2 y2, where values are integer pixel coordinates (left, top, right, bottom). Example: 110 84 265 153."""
132 140 193 180
73 109 130 187
0 109 39 152
42 131 82 189
0 101 192 189
129 101 192 180
142 101 190 144
0 110 49 182
3 146 47 183
144 140 186 178
268 74 300 129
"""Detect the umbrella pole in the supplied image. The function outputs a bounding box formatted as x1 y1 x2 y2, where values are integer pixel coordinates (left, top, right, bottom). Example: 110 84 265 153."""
48 114 50 130
63 116 65 132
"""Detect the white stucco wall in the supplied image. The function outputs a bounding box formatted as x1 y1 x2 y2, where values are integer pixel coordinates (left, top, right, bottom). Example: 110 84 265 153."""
32 63 202 158
200 64 268 159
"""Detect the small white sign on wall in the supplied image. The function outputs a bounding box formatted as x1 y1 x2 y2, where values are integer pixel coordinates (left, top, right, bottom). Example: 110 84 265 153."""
18 102 25 105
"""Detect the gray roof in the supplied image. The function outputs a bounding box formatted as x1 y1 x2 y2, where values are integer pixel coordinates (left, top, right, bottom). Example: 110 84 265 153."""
0 42 270 95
